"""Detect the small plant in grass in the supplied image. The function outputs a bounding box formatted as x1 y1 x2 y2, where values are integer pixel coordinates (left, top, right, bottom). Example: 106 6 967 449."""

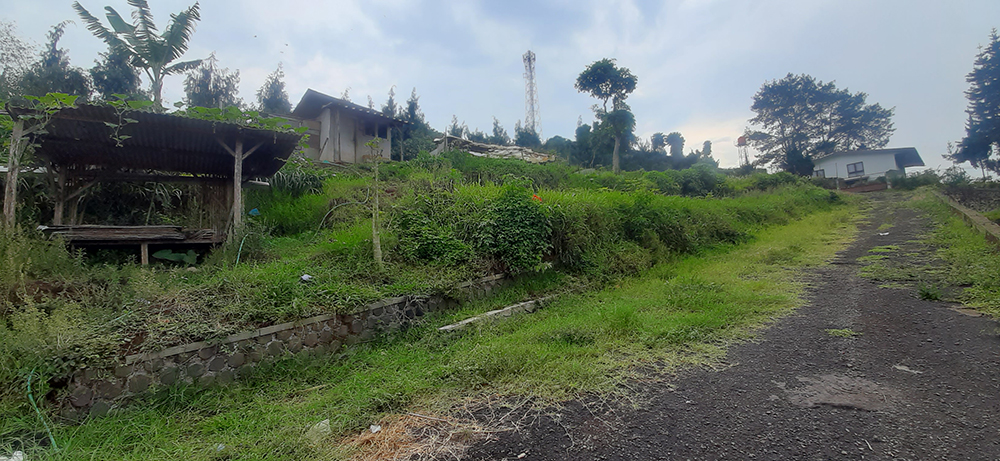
918 283 943 301
825 328 862 338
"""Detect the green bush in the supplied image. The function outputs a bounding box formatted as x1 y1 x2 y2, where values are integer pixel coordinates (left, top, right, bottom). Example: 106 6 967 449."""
474 181 552 273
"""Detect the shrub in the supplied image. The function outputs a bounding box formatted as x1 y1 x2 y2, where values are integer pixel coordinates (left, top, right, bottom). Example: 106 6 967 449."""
474 181 552 273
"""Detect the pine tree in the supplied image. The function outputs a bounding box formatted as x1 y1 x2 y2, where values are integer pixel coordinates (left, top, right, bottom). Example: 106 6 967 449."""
255 64 291 114
953 29 1000 176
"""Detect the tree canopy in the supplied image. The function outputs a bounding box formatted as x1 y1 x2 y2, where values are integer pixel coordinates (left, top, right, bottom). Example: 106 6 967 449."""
90 44 143 100
255 64 291 114
182 53 240 109
73 0 203 107
951 29 1000 176
18 22 92 100
576 58 638 173
745 73 894 173
0 20 35 100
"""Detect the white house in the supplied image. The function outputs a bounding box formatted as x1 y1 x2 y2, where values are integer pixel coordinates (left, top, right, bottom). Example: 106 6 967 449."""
812 147 924 180
288 89 407 164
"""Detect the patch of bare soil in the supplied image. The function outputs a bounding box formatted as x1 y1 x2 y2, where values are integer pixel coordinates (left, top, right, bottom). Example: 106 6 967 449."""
457 191 1000 460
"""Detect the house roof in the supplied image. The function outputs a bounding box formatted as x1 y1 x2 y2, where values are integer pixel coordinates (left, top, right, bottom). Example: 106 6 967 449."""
291 89 408 126
7 104 302 179
816 147 925 168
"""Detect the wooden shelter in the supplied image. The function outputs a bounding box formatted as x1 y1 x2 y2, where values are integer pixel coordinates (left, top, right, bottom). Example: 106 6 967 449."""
4 104 302 263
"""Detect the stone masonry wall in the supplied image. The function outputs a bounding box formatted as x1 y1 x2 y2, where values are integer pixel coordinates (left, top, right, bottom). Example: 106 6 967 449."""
59 274 508 419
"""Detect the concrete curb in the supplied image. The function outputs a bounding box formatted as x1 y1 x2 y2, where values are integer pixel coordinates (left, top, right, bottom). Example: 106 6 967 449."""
931 190 1000 249
438 295 557 332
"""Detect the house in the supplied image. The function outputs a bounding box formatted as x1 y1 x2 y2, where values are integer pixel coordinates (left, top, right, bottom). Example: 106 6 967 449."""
812 147 925 180
289 89 408 164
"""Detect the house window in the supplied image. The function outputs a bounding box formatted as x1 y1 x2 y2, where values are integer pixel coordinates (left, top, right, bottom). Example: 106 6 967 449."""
846 162 865 177
813 169 825 178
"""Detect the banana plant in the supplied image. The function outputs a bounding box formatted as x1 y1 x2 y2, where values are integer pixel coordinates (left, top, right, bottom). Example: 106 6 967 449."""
73 0 202 108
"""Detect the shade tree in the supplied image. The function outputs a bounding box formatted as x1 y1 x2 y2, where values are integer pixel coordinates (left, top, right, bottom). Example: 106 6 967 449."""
745 73 894 174
576 58 638 173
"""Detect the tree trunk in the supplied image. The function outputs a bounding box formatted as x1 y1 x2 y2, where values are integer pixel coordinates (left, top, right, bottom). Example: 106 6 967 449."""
3 120 25 228
612 134 621 174
372 157 384 271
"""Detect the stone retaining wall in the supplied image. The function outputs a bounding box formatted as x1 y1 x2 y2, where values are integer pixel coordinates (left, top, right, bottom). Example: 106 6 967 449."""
942 186 1000 214
933 191 1000 249
59 274 508 419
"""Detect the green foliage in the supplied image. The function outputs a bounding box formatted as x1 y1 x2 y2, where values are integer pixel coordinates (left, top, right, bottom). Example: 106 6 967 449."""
89 45 144 101
255 64 291 115
746 73 894 171
474 181 552 273
951 29 1000 175
889 169 941 190
182 53 241 109
16 22 92 101
73 0 203 107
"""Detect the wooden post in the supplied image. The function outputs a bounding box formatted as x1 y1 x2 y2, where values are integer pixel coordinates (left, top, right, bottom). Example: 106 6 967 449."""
334 109 341 162
232 138 244 233
319 107 332 162
3 119 25 228
140 243 149 265
53 166 65 226
387 124 392 161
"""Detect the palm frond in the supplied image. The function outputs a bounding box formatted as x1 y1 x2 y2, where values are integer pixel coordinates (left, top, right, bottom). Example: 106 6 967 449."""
127 0 157 49
161 3 201 63
72 2 124 48
163 59 202 75
102 6 134 34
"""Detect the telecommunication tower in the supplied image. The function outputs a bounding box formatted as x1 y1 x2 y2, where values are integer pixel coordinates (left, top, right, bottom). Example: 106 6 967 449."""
523 50 541 138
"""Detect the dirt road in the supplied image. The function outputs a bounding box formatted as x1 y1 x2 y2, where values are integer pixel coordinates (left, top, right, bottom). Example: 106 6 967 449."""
466 193 1000 460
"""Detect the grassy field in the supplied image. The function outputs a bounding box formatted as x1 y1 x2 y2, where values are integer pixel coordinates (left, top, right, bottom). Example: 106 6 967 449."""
7 201 859 460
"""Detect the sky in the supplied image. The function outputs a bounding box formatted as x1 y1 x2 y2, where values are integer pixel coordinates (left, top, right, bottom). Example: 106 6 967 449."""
4 0 1000 170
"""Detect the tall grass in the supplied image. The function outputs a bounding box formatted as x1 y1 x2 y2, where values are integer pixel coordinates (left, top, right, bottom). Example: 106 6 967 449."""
16 203 858 461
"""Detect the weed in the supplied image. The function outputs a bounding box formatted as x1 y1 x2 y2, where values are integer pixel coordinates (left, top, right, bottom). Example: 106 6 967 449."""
825 328 862 338
918 284 943 301
869 245 900 253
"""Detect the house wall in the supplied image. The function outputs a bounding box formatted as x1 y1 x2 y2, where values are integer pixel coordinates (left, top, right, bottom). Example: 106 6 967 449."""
814 153 900 179
295 109 391 164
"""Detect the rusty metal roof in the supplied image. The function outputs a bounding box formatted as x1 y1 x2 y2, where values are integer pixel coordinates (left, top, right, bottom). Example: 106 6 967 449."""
7 104 303 179
291 89 408 125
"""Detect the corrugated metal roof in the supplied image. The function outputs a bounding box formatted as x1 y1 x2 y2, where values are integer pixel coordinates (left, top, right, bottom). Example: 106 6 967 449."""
291 88 408 125
7 104 303 179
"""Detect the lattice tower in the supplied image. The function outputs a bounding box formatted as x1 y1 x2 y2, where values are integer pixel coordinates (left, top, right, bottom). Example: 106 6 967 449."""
523 50 541 138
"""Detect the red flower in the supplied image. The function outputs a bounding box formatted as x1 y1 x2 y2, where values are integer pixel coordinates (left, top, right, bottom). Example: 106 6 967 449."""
532 194 542 202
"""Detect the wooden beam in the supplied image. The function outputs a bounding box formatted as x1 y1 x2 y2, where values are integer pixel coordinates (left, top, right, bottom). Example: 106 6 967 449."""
53 166 66 226
232 138 244 235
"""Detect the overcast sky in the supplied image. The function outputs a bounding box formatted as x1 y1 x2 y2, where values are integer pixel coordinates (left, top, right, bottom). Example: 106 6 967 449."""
5 0 1000 169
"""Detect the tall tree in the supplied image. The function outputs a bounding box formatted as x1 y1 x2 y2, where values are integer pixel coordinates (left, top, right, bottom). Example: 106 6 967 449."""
0 20 35 100
701 140 712 158
745 73 894 174
488 117 510 145
18 22 92 100
447 115 465 138
951 30 1000 176
399 88 436 160
380 86 404 160
73 0 202 107
90 44 143 100
576 58 637 173
182 53 240 109
650 132 666 152
255 64 290 114
665 132 685 158
514 120 541 148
